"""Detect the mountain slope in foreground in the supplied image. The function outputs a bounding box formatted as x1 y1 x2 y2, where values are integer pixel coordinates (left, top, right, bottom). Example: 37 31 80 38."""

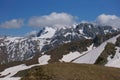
19 63 120 80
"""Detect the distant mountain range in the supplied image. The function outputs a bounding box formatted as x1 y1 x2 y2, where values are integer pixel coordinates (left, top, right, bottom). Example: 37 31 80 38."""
0 23 120 80
0 23 119 64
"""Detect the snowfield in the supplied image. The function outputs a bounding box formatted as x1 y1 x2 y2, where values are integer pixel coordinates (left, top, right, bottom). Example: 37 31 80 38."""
73 34 120 64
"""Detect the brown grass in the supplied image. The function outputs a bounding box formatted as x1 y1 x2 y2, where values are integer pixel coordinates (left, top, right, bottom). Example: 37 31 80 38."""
20 62 120 80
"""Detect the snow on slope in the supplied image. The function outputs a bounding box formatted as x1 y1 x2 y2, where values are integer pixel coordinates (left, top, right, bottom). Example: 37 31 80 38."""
105 47 120 68
0 54 51 80
73 34 120 64
0 77 21 80
0 64 34 80
61 44 94 62
38 55 51 65
61 51 81 62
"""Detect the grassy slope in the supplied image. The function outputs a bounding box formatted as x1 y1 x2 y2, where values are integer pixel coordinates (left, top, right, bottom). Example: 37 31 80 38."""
20 62 120 80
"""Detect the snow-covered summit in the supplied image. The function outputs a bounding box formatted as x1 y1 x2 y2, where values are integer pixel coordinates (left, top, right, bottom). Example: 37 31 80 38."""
0 23 119 64
38 27 56 39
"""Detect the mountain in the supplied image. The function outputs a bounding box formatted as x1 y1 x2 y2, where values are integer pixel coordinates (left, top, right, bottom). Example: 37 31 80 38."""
0 23 118 64
0 23 120 80
72 34 120 64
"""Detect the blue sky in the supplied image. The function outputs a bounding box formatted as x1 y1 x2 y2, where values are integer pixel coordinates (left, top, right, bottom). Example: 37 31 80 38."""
0 0 120 36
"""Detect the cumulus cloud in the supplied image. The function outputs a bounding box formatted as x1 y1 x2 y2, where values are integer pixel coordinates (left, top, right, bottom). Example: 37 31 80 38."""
96 14 120 28
25 30 37 37
28 12 77 28
0 19 24 28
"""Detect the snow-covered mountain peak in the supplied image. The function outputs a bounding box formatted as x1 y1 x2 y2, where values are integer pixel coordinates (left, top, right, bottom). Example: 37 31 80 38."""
0 22 119 65
38 27 56 39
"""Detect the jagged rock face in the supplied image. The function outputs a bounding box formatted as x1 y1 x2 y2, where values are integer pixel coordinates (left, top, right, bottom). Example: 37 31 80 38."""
0 23 118 64
76 23 117 37
41 23 118 52
0 37 51 64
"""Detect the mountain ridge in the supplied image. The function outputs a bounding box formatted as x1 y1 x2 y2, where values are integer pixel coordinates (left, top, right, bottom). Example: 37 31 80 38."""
0 23 119 64
0 23 120 80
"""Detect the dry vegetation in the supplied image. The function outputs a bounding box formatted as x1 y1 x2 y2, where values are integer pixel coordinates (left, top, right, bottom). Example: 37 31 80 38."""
20 62 120 80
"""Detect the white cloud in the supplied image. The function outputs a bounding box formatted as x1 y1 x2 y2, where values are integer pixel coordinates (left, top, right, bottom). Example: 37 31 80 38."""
0 19 24 28
25 30 37 37
96 14 120 28
28 12 77 28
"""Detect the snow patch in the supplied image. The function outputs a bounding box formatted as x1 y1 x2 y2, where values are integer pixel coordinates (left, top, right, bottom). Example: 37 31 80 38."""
0 43 4 46
104 30 109 34
0 64 37 80
61 51 81 62
5 37 22 43
105 47 120 68
0 77 21 80
87 44 94 51
84 36 92 39
88 25 91 28
38 55 51 65
0 54 51 80
105 58 120 68
64 33 71 37
79 29 84 34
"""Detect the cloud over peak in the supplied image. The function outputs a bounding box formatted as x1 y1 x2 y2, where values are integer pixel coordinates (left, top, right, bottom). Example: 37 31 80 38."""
0 19 24 29
1 13 120 29
96 14 120 28
28 12 77 28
